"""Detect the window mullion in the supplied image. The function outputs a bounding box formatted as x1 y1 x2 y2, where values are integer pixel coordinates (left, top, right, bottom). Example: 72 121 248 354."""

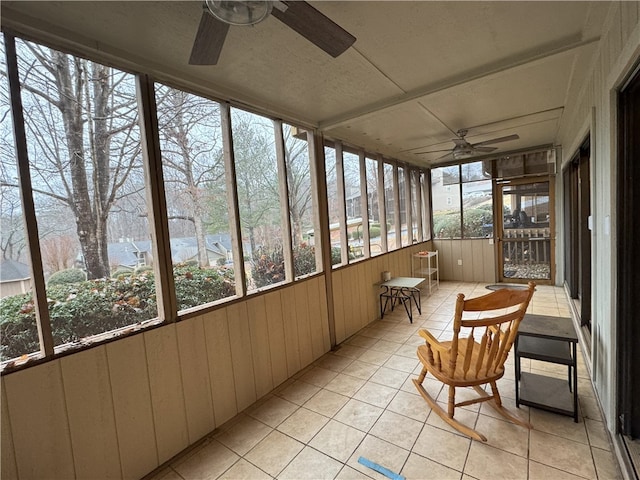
415 169 424 243
377 157 388 253
404 166 412 244
136 75 177 322
335 141 349 265
393 163 401 248
307 130 324 272
220 103 247 296
274 120 294 281
358 152 370 258
4 33 54 356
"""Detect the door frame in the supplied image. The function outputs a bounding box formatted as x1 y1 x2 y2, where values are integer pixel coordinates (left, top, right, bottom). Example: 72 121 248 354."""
494 175 556 285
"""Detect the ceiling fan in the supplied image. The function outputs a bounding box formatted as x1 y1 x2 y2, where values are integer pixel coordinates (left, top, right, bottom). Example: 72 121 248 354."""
189 0 357 65
414 129 520 161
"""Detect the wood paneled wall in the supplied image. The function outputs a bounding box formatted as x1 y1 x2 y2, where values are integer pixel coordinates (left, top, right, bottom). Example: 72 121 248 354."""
433 239 496 283
1 276 329 480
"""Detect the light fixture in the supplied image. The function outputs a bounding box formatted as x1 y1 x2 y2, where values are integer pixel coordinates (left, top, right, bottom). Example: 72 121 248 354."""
205 0 273 26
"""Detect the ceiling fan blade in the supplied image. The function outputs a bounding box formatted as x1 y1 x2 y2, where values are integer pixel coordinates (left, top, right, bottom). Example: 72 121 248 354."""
189 12 230 65
473 146 498 153
413 148 453 155
472 134 520 147
271 1 356 58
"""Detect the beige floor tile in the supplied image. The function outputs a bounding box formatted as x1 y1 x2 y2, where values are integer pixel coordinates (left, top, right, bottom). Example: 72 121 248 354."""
529 409 588 444
298 367 339 387
383 354 420 373
335 465 374 479
347 435 409 480
215 416 272 456
474 414 529 457
401 452 462 480
369 366 409 389
592 446 623 479
478 396 528 423
172 439 239 480
244 430 303 477
309 420 366 463
426 404 479 438
358 350 393 366
346 335 380 349
353 382 398 408
277 407 329 443
529 460 587 480
394 343 419 358
369 410 423 450
325 373 367 397
412 424 471 471
278 446 344 480
334 399 384 432
529 429 596 479
464 442 528 480
580 396 604 421
275 380 320 405
247 395 298 428
218 459 271 480
315 353 357 372
304 389 350 417
386 390 430 422
146 467 183 480
585 418 612 451
334 345 368 360
341 360 377 380
371 339 403 354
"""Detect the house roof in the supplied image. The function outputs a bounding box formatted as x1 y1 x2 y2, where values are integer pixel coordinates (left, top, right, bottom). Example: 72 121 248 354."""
0 259 31 282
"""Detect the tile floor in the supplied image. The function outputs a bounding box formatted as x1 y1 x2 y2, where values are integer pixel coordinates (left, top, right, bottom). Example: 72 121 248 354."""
149 281 622 480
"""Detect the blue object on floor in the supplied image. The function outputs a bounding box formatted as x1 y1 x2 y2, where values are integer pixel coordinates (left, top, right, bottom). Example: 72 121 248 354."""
357 456 406 480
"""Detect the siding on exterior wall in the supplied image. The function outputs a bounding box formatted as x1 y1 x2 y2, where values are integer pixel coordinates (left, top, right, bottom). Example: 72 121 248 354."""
556 0 640 430
0 276 330 480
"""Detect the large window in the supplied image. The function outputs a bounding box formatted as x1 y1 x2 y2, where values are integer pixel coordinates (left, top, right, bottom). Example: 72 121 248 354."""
343 151 363 260
3 39 158 359
156 85 236 311
432 162 493 239
231 108 284 291
0 38 38 361
0 31 431 367
284 124 320 279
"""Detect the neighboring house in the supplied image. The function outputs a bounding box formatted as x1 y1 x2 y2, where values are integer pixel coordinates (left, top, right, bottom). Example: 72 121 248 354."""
106 234 234 273
0 259 31 299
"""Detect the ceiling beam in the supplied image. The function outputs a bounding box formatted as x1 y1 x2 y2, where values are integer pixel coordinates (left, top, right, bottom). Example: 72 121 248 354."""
319 36 600 131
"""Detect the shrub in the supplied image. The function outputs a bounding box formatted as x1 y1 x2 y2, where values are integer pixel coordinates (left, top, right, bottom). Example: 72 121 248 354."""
0 265 235 361
47 268 86 285
173 264 235 310
251 248 285 288
111 268 133 279
134 265 153 274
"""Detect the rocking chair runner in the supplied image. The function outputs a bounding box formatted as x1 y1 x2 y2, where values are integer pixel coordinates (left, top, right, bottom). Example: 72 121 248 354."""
413 282 536 441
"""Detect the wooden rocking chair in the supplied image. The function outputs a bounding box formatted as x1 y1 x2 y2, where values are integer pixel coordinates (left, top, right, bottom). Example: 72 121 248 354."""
413 282 536 441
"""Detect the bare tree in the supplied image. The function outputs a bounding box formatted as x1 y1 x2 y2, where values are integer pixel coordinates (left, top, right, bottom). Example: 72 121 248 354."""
40 235 77 273
8 40 141 279
156 86 224 267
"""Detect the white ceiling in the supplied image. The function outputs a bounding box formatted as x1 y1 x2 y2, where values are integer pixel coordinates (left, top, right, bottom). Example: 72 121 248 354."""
1 1 610 167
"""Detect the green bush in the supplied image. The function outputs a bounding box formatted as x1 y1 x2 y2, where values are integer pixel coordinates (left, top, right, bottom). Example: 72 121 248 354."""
0 265 235 361
47 268 86 285
111 268 133 278
173 264 235 310
433 208 494 239
251 244 318 288
369 225 381 239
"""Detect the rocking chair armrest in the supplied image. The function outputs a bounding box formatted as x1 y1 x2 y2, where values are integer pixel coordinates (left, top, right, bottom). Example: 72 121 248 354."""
418 329 449 354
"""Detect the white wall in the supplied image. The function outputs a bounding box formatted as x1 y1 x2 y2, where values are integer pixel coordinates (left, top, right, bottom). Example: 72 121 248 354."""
556 1 640 430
